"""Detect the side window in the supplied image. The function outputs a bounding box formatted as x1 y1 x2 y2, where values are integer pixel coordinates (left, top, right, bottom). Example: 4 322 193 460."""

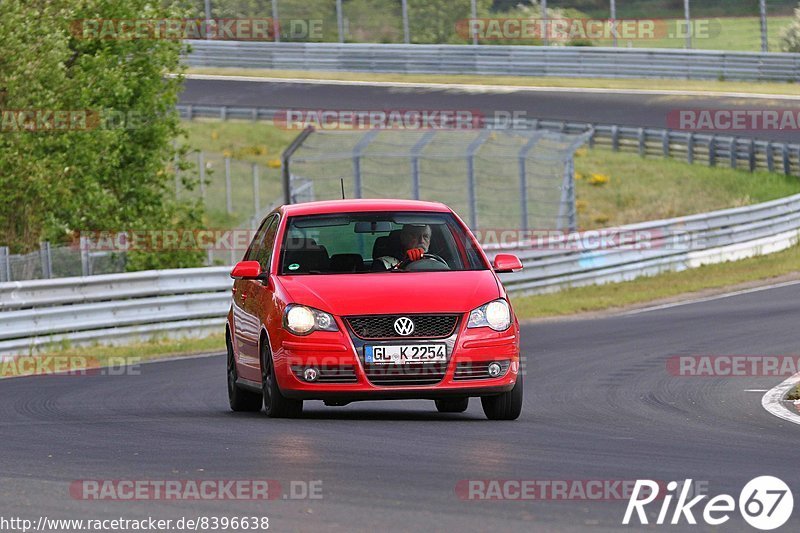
244 215 276 262
254 216 280 272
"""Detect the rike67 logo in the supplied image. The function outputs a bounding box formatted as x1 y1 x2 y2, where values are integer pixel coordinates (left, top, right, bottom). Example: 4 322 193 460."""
623 476 794 530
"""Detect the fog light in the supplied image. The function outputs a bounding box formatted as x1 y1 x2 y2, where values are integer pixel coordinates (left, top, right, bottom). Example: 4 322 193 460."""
303 367 319 382
487 362 502 378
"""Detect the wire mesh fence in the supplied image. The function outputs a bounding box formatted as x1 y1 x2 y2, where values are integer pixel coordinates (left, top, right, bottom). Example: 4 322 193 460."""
286 127 592 232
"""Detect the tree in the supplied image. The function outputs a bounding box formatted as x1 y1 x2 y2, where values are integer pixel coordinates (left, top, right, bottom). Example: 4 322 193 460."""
0 0 203 269
780 2 800 52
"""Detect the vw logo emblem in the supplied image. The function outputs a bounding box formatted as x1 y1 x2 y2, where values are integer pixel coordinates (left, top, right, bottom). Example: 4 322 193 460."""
393 317 415 336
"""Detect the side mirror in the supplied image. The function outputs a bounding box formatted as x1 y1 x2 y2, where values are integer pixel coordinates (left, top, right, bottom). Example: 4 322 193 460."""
231 261 263 279
492 254 523 273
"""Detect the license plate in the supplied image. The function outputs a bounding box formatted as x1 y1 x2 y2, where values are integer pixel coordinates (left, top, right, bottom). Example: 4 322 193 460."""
364 344 446 364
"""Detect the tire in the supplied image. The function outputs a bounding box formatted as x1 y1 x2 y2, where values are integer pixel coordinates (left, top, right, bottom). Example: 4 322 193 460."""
435 397 469 413
481 373 523 420
227 335 263 412
261 343 303 418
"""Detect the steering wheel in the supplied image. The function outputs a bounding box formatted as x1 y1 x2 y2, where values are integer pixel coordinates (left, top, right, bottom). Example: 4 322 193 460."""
393 253 450 271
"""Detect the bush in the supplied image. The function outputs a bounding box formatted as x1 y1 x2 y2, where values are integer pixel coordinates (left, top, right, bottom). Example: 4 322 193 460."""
780 3 800 52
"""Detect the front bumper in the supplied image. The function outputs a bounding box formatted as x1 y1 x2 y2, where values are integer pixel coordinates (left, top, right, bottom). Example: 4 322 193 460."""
274 316 521 400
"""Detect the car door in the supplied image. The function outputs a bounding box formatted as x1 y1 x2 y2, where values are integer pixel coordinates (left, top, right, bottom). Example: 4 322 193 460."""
239 214 280 381
232 216 274 373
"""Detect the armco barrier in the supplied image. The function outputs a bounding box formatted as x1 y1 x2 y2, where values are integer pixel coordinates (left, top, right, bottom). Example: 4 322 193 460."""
185 41 800 82
3 194 800 355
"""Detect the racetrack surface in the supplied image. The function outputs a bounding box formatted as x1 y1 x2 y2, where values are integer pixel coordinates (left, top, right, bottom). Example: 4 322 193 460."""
180 78 800 143
1 284 798 532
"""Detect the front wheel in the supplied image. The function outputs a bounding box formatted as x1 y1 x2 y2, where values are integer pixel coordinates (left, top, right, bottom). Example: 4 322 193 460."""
481 373 523 420
435 398 469 413
261 344 303 418
227 336 262 412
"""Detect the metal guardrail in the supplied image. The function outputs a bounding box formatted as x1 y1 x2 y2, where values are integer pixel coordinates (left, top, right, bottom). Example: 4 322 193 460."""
3 193 800 355
177 104 800 176
185 41 800 82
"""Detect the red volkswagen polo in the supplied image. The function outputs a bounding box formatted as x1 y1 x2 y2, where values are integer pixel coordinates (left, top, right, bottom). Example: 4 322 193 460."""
226 199 524 420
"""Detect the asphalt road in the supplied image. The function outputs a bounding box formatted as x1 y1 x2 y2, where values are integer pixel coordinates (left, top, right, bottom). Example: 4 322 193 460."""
1 284 799 532
180 78 800 143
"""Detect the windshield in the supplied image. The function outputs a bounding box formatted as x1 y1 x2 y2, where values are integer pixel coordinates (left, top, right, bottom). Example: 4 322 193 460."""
279 212 487 274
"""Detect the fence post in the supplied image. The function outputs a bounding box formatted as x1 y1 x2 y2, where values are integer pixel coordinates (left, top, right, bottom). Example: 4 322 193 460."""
411 131 435 200
401 0 409 44
271 0 280 43
611 125 619 151
518 134 542 233
687 133 694 164
466 131 490 230
80 236 91 276
0 246 10 282
198 151 206 202
281 127 315 205
352 130 380 199
225 157 232 214
39 242 52 279
252 163 260 217
588 124 596 149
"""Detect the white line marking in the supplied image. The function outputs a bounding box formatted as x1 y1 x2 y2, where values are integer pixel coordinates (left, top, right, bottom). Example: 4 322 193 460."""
621 279 800 316
181 73 800 100
744 389 769 393
761 372 800 426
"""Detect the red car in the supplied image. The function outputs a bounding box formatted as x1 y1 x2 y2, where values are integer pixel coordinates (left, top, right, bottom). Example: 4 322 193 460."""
226 199 524 420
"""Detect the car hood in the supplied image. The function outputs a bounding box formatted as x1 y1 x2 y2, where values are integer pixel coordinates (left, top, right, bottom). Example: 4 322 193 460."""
276 270 500 316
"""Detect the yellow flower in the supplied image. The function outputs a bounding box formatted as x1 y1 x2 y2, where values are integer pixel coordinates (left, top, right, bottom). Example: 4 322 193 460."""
593 215 610 225
575 148 588 158
267 159 282 169
222 149 232 158
575 172 584 181
211 130 219 140
576 199 588 213
588 173 610 186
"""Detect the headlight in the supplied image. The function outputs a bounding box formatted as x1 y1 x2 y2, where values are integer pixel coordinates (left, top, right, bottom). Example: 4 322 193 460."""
284 304 339 336
468 299 511 332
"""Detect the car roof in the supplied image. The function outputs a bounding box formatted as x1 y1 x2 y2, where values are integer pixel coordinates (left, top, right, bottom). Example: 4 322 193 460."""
279 199 451 216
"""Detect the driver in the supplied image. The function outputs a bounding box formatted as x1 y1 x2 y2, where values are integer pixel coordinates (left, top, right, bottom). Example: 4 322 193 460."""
376 224 431 270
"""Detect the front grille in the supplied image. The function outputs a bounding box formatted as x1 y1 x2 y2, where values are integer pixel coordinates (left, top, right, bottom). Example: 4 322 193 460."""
453 360 511 381
346 314 459 340
291 365 358 384
363 362 447 386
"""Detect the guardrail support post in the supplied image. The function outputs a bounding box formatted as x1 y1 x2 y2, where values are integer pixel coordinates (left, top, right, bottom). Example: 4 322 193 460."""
766 143 774 173
709 136 717 167
225 157 232 214
220 106 227 120
782 144 791 176
637 128 645 157
662 130 670 157
687 133 695 164
611 125 619 152
186 105 193 120
40 242 52 279
748 140 757 172
0 246 10 282
729 139 737 169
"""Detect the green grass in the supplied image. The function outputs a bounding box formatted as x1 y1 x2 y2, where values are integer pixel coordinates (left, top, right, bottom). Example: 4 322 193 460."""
587 16 794 51
1 334 224 379
186 67 800 96
574 148 800 229
510 241 800 319
788 385 800 401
